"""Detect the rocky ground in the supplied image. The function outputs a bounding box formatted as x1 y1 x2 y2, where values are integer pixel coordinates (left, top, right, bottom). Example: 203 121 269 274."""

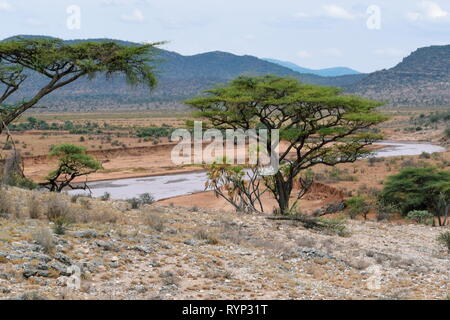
0 187 448 300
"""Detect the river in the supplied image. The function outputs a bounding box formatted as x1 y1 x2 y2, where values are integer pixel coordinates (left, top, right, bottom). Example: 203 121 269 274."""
68 141 447 201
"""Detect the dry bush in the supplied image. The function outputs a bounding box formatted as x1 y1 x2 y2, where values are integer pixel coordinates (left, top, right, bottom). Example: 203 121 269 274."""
27 193 42 219
32 227 55 253
219 221 250 245
44 194 72 221
71 207 118 224
195 228 219 245
143 211 165 232
0 187 12 218
297 235 316 248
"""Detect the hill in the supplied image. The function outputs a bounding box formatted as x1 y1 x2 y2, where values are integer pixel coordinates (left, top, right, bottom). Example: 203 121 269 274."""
263 58 362 77
2 36 364 112
2 36 449 110
0 186 448 299
350 45 450 107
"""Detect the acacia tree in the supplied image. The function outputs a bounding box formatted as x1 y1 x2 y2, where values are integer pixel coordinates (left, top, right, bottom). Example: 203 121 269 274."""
380 167 450 226
40 144 101 193
185 75 387 214
0 37 160 135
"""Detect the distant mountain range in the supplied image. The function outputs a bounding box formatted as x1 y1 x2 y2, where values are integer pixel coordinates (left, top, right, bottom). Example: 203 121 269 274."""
263 58 362 77
2 35 449 110
348 45 450 107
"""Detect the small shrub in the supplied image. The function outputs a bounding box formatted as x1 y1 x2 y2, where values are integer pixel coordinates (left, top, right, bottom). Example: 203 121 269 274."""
28 194 41 219
52 217 72 235
143 212 165 232
346 197 370 220
127 193 155 209
419 152 431 159
195 229 219 245
9 174 37 190
375 202 397 221
32 227 55 253
317 216 350 237
445 127 450 139
139 193 155 205
79 198 92 210
70 194 82 203
437 232 450 252
406 210 434 225
0 188 12 218
100 192 111 201
45 195 71 221
127 197 141 209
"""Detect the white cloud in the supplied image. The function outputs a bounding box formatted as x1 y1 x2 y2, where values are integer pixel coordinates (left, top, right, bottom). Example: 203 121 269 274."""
407 1 448 21
121 9 145 23
297 50 311 58
374 48 406 57
323 4 355 20
0 0 12 11
422 1 448 18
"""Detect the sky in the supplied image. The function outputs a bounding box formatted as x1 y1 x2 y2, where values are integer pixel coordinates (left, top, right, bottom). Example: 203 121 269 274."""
0 0 449 73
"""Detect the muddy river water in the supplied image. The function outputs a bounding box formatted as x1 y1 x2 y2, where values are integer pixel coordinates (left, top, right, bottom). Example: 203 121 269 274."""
68 141 447 201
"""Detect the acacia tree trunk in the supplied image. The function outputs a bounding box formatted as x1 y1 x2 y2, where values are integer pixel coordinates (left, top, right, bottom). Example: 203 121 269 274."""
274 173 293 214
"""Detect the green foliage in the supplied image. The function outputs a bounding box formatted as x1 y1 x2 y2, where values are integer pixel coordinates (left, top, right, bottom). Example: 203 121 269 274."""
100 192 111 201
139 193 155 205
185 75 387 213
437 232 450 252
43 144 101 192
186 75 387 214
317 216 350 237
136 127 175 138
346 197 370 219
406 210 434 225
379 167 450 215
47 144 101 179
52 217 72 235
445 127 450 138
127 193 155 209
8 174 37 190
0 37 160 133
375 201 398 221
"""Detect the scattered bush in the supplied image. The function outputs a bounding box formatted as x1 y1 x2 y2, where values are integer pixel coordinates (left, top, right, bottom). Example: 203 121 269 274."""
317 216 350 237
52 217 72 235
375 202 397 221
127 197 141 209
445 127 450 139
195 229 219 245
419 152 431 159
143 212 165 232
27 194 41 219
437 232 450 252
379 167 450 216
127 193 155 209
0 188 12 218
139 193 155 205
100 192 111 201
346 197 370 220
32 227 55 253
406 210 434 225
45 195 71 221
